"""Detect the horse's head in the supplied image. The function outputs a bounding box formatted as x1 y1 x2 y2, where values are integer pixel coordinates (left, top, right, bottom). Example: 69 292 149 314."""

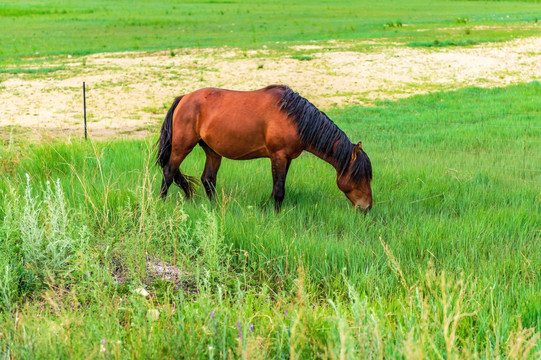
337 142 373 211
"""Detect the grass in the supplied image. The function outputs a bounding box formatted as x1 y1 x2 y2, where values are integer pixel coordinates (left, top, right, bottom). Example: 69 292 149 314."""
291 55 313 61
408 39 484 47
1 0 541 63
1 1 540 357
0 66 66 74
0 83 540 357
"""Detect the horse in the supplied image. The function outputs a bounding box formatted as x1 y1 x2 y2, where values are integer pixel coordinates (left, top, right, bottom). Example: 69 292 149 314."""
156 85 372 212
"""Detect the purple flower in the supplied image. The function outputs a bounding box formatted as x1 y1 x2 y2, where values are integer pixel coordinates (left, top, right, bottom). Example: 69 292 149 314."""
284 310 288 317
249 324 254 332
211 311 215 319
99 339 107 353
236 321 242 339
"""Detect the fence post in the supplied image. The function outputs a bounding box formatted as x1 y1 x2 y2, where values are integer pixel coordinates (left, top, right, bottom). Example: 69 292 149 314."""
83 82 87 140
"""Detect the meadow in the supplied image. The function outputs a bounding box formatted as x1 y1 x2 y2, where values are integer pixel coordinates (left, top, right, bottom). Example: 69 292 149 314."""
1 83 540 358
1 0 541 63
1 0 541 358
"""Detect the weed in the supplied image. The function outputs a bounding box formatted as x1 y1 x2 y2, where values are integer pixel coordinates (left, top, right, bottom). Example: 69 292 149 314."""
0 262 17 311
19 175 87 274
385 20 403 28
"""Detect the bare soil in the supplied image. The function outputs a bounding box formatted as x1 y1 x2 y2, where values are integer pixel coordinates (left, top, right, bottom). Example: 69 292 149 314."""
1 37 540 140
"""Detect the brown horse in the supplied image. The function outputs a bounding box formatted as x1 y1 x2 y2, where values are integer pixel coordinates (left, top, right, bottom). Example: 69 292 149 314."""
157 85 372 211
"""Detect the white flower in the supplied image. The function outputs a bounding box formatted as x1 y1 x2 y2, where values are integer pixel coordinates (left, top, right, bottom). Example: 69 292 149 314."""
134 288 149 297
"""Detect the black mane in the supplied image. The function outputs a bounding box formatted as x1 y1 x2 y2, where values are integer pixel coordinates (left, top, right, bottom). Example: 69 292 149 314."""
276 85 372 182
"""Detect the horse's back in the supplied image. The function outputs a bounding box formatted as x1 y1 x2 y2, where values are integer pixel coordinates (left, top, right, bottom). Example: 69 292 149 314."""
175 86 301 160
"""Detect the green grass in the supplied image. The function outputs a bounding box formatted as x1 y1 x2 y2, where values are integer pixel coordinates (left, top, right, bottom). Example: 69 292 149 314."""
1 0 541 62
291 55 313 61
0 66 66 74
1 83 540 358
408 39 485 47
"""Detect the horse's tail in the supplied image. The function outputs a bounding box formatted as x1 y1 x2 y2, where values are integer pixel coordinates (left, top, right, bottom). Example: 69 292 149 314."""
156 95 184 168
156 95 198 198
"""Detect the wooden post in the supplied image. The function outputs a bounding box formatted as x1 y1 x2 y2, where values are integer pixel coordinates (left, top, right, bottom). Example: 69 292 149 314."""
83 82 87 140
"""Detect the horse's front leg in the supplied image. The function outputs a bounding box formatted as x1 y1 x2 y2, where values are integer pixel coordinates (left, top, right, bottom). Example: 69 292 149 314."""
270 155 292 212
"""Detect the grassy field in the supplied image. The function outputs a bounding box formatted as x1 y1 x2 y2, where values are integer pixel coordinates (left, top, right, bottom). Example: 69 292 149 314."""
1 0 541 358
1 83 540 358
1 0 541 62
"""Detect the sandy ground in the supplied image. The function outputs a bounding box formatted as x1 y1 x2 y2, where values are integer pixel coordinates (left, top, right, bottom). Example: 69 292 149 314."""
0 37 540 139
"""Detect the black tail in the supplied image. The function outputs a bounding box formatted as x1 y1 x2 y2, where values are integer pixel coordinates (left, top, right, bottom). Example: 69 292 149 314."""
156 95 198 199
156 95 184 168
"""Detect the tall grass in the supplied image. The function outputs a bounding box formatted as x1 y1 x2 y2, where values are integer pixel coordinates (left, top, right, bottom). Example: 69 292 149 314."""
0 84 540 357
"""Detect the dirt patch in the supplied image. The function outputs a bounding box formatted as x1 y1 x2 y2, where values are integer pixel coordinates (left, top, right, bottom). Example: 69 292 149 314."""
112 255 194 291
1 37 540 140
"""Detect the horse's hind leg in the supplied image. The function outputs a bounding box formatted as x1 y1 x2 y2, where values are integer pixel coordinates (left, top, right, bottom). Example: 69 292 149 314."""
160 165 175 199
270 154 292 212
160 145 197 199
199 140 222 201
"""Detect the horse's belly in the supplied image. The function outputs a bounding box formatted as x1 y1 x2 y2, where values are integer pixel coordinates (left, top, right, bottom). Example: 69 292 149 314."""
208 141 269 160
200 122 269 160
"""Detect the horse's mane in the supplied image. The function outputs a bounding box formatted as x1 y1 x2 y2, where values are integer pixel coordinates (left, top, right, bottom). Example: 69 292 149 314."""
275 85 372 182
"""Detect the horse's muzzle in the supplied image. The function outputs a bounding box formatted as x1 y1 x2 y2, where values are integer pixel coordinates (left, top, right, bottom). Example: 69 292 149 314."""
356 204 372 213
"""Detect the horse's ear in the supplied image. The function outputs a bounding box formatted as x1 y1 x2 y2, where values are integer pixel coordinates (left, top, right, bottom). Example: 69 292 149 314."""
351 142 362 161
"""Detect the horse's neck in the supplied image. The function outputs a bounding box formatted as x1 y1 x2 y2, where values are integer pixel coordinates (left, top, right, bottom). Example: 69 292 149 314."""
305 145 342 172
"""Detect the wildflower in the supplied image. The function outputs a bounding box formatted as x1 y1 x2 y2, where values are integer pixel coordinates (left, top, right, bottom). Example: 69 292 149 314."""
134 288 149 297
100 339 106 353
211 310 215 319
284 310 288 317
249 324 254 332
